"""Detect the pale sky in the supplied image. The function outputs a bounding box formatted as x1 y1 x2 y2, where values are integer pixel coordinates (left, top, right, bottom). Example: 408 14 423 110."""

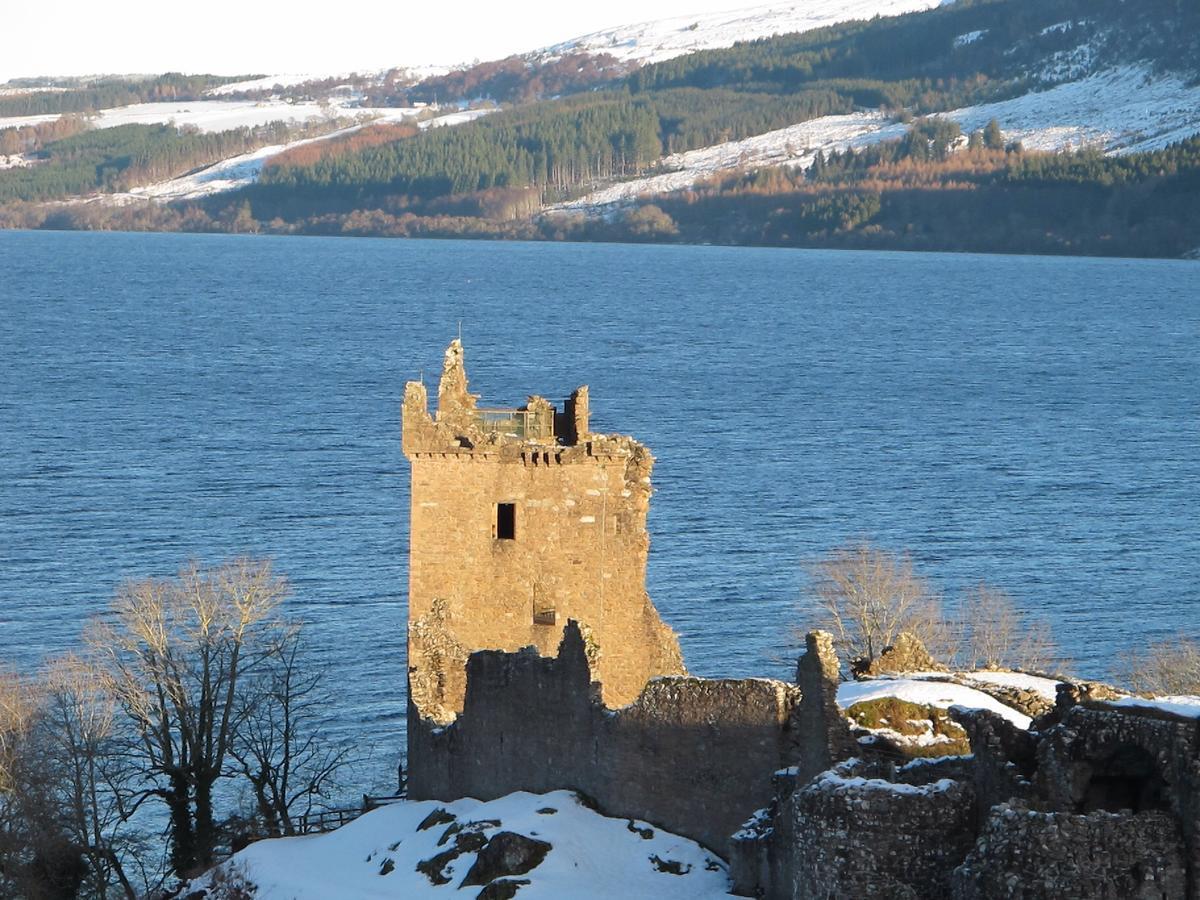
1 0 756 83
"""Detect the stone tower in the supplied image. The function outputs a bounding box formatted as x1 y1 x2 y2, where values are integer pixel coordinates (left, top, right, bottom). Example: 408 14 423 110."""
402 340 685 726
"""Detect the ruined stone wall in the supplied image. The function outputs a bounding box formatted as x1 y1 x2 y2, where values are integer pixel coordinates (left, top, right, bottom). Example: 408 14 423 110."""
789 763 977 900
403 341 684 723
953 803 1189 899
1036 704 1200 899
407 622 804 856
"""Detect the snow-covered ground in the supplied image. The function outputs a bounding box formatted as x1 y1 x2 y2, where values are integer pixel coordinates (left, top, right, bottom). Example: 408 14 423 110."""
554 112 908 210
937 65 1200 154
838 678 1034 729
0 86 70 96
123 124 369 202
204 74 352 96
0 113 62 130
204 65 453 97
192 790 730 899
0 98 471 135
559 65 1200 212
537 0 954 66
114 108 494 202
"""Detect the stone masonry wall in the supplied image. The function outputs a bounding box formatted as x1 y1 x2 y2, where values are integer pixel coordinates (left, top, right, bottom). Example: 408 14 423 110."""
953 803 1189 899
789 763 977 900
403 341 684 723
1036 703 1200 899
407 622 804 856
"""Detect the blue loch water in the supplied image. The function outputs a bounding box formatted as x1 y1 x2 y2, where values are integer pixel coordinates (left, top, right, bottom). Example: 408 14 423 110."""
1 230 1197 786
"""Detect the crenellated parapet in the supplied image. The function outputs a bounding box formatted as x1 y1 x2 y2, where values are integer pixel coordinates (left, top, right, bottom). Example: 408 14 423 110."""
403 339 599 456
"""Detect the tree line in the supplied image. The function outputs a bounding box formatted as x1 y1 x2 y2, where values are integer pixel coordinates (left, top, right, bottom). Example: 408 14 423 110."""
382 51 630 107
0 116 90 157
2 126 1197 259
0 74 257 117
0 120 348 203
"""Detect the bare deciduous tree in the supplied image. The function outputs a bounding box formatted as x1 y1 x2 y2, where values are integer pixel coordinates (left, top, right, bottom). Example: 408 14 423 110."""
807 542 947 669
958 583 1058 673
89 558 289 876
1 661 143 899
232 630 352 837
1121 636 1200 697
41 655 143 898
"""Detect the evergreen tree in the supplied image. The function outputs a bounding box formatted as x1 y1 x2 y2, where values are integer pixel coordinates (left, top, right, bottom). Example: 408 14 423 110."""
983 119 1005 151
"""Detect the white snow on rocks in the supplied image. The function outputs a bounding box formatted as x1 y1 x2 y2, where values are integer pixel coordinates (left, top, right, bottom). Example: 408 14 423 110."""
811 770 961 796
193 790 730 899
537 0 955 66
838 678 1034 729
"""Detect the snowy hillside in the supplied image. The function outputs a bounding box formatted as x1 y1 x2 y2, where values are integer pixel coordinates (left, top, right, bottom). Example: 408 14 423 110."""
558 65 1200 212
554 111 909 210
0 98 434 135
116 108 494 202
535 0 954 65
190 790 731 899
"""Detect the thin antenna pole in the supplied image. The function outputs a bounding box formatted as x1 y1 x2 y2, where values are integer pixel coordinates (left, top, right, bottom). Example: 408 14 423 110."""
457 319 463 342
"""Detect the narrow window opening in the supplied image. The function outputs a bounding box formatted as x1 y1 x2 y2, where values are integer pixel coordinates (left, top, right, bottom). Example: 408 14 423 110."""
496 502 516 540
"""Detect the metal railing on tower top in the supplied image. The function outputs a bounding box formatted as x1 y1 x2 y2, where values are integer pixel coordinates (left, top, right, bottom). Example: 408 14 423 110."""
473 407 554 441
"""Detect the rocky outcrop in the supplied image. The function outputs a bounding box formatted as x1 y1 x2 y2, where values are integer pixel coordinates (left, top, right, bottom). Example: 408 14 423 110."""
860 632 947 676
462 832 551 887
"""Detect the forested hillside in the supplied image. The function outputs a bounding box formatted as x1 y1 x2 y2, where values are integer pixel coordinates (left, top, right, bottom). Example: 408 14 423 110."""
1 0 1198 257
0 120 343 202
220 0 1200 225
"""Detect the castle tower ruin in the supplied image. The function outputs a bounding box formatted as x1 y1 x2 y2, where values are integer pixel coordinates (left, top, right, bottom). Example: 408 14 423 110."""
402 340 685 726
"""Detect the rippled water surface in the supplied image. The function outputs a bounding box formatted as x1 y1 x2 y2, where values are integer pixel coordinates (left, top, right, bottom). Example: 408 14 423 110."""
1 231 1197 785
